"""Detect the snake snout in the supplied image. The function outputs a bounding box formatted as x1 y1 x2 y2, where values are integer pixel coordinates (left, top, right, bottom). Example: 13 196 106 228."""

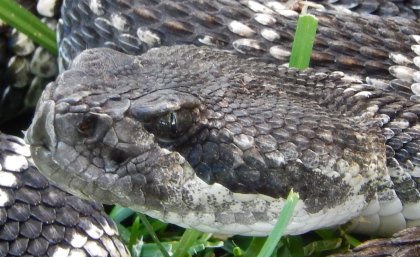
26 99 57 154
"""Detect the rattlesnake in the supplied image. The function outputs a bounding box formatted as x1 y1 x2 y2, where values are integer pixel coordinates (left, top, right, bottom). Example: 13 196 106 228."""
26 0 420 237
2 0 420 256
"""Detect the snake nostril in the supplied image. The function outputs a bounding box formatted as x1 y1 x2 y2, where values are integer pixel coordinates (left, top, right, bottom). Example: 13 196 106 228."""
77 117 95 136
76 113 113 144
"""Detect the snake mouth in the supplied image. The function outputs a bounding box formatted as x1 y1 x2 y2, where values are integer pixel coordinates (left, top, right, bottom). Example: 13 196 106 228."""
25 98 89 200
25 98 68 192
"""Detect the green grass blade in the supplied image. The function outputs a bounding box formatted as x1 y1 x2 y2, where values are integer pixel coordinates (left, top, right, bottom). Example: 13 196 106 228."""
138 213 171 257
340 229 361 247
109 205 135 223
116 223 131 243
233 246 244 257
129 216 142 251
135 242 173 257
289 14 318 69
256 191 300 257
136 219 168 237
244 237 266 257
131 237 144 257
315 229 339 240
303 238 342 256
0 0 57 55
173 229 204 257
285 236 305 257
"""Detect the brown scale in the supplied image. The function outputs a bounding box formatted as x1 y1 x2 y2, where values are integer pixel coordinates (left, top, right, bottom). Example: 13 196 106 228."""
193 11 224 27
359 46 389 59
132 7 160 22
365 60 390 73
163 20 194 35
162 2 190 17
59 0 420 78
335 55 364 69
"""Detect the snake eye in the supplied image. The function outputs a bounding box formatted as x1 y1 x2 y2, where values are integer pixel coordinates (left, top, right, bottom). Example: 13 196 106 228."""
144 109 194 141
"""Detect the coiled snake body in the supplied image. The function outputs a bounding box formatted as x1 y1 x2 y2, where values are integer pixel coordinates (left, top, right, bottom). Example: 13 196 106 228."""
24 0 420 238
0 133 130 256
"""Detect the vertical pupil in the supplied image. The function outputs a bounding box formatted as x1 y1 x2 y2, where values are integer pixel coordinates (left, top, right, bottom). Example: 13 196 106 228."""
170 112 178 135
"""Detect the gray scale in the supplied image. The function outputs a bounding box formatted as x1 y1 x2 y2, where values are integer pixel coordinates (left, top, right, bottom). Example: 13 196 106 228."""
0 133 130 257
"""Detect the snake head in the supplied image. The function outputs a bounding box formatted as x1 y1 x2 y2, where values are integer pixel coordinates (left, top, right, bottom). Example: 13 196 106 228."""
26 46 386 236
26 48 200 212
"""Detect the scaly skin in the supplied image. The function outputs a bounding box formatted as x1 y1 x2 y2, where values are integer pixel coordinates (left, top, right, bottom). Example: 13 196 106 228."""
0 132 130 257
58 0 419 80
26 44 420 236
1 0 420 256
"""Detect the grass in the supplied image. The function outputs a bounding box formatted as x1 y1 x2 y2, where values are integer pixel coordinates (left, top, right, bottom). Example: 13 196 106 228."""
255 191 299 257
108 203 358 257
0 0 57 55
0 1 362 256
108 191 357 257
289 14 318 70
